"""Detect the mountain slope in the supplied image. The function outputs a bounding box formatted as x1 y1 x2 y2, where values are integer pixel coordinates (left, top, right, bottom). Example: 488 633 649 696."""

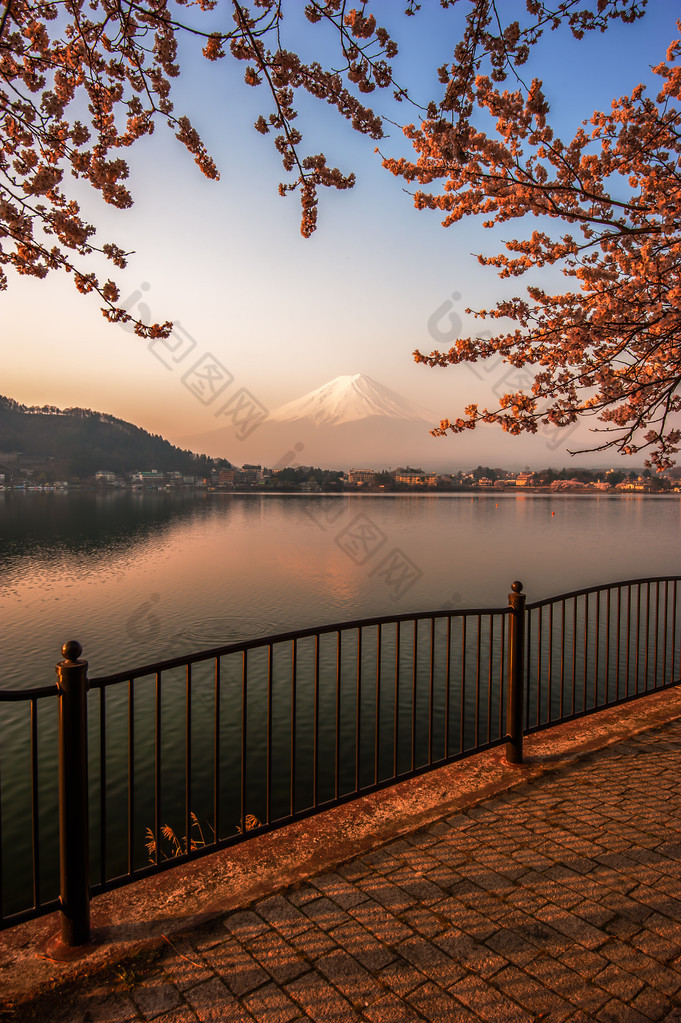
270 374 434 426
0 395 225 477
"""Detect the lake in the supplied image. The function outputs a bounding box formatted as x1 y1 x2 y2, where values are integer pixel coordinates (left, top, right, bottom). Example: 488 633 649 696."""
1 489 680 917
2 489 680 689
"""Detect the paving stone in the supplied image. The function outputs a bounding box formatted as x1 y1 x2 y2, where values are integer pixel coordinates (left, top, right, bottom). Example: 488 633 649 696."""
533 903 610 949
493 964 574 1022
285 970 359 1021
525 953 610 1014
449 971 534 1021
223 911 270 942
308 872 368 908
355 875 418 914
160 940 214 992
65 992 140 1022
596 997 651 1022
347 900 413 945
242 928 308 985
152 1010 199 1023
485 927 539 967
286 884 320 907
257 896 311 937
329 920 395 971
185 977 253 1022
407 981 482 1022
287 926 338 961
133 976 183 1019
594 962 645 1001
201 939 269 997
631 986 676 1022
434 928 508 978
399 905 448 938
431 898 498 940
395 934 465 987
375 956 426 997
360 991 422 1022
300 896 352 932
315 948 382 1008
242 981 303 1023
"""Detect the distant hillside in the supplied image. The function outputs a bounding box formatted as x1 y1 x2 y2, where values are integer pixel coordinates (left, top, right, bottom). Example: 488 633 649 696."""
0 396 228 478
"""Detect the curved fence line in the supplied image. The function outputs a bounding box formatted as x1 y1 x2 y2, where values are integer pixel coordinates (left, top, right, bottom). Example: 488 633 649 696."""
1 576 680 943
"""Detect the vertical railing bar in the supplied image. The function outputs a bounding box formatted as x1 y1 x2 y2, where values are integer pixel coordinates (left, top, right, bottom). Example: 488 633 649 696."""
99 686 107 885
625 583 632 695
127 677 134 877
266 645 272 825
560 600 566 719
662 580 669 685
375 625 381 786
185 663 192 856
617 585 623 700
475 616 481 746
394 621 400 779
605 588 611 705
646 581 650 691
635 583 641 694
594 590 600 708
605 589 609 707
288 638 294 814
30 699 40 910
650 585 654 687
536 606 542 728
500 612 506 738
411 620 417 773
154 671 161 867
525 610 532 732
213 658 220 844
355 628 361 793
571 596 577 716
314 635 320 807
428 617 435 765
335 631 341 800
548 602 553 722
670 581 674 683
444 615 452 759
487 616 493 744
460 617 467 753
583 593 589 711
240 651 247 836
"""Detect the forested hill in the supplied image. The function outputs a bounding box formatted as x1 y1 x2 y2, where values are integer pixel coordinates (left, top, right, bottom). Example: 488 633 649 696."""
0 396 228 477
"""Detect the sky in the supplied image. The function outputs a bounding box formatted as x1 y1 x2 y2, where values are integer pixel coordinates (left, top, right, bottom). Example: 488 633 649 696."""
1 2 679 469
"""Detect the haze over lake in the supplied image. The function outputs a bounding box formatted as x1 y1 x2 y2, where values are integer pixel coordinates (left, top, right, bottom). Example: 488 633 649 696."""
3 490 680 689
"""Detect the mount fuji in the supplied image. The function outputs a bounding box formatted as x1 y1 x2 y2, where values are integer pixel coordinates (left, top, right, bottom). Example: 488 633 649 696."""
269 374 434 427
179 373 456 470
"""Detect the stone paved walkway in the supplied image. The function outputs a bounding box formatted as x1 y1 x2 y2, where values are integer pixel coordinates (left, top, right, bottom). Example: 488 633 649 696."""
14 721 681 1022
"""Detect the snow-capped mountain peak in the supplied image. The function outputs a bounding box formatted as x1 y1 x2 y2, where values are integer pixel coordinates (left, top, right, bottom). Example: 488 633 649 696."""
269 374 434 426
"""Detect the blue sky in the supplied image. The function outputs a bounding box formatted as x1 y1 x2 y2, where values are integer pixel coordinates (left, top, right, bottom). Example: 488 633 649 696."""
2 2 678 467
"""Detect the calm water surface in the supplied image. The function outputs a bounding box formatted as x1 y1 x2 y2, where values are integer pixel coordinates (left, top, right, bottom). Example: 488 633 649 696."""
2 489 680 688
1 489 680 915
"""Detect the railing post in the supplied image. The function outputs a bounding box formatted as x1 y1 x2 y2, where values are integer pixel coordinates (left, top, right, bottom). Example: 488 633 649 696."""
56 640 91 946
506 582 526 764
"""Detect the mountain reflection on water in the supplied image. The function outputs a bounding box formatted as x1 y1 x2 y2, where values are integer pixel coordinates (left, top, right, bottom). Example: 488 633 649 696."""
0 489 207 566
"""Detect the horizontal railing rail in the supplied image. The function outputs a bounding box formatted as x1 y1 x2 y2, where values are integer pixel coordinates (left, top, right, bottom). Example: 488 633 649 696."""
1 576 679 946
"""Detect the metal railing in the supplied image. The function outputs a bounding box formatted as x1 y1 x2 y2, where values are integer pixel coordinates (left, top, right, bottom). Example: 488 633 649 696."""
1 576 679 946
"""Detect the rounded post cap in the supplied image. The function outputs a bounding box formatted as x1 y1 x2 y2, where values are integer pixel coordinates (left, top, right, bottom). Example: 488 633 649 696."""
511 581 523 593
62 640 83 662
